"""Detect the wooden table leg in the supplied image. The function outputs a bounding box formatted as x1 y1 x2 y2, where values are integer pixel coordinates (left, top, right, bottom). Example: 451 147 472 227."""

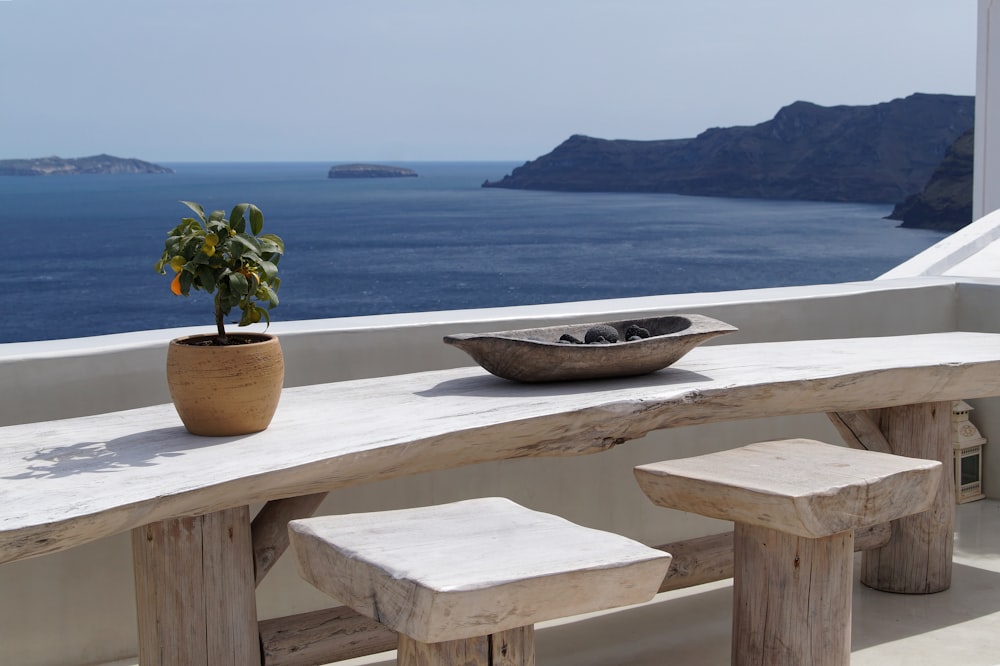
132 505 260 665
832 402 954 593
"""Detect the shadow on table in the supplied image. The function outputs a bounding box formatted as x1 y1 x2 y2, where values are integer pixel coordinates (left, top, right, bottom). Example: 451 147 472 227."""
4 426 254 479
416 366 714 400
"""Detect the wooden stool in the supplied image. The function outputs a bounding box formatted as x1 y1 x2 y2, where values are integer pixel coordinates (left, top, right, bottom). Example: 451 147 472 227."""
288 497 672 665
634 438 942 666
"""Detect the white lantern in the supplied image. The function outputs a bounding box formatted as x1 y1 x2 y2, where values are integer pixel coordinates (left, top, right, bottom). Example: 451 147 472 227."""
952 401 986 504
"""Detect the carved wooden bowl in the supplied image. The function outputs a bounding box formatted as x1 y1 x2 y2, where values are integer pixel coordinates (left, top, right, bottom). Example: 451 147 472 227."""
444 314 737 382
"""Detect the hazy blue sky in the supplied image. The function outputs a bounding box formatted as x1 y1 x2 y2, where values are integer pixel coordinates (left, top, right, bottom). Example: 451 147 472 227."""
0 1 977 162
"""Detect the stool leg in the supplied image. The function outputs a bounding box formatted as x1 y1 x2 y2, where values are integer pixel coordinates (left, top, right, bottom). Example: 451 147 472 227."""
397 626 535 666
733 523 853 666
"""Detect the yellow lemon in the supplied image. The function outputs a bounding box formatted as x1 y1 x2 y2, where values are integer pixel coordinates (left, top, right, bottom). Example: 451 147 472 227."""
169 255 186 272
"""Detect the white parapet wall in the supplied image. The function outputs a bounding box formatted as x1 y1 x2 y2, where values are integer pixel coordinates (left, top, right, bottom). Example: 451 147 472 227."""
880 208 1000 280
0 277 971 425
2 275 1000 666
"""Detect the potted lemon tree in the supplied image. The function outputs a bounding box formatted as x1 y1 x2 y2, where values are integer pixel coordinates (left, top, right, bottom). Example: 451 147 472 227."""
155 201 286 436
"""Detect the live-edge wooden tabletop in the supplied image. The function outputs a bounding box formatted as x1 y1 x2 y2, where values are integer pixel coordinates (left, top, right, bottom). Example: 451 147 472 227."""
2 332 1000 565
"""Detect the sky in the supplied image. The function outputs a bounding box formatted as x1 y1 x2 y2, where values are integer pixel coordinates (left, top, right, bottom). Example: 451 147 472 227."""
0 0 978 162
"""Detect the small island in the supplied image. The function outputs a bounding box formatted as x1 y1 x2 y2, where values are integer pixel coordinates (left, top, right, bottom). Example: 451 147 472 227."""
328 163 417 179
0 154 173 176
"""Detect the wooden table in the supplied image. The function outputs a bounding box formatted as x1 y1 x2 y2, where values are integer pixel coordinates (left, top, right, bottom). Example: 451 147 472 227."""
3 332 1000 665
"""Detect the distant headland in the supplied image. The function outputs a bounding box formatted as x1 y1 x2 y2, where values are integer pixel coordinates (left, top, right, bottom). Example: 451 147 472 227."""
0 154 172 176
483 93 974 229
886 128 973 232
329 163 417 179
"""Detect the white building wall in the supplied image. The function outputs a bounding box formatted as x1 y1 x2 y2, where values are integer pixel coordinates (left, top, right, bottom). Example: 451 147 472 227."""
976 0 1000 218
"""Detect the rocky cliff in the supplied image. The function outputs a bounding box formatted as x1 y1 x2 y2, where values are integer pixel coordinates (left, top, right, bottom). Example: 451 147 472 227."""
483 93 974 204
886 128 973 231
0 154 172 176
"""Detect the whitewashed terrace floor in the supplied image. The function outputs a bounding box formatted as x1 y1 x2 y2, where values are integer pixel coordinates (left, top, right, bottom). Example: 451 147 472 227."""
102 499 1000 666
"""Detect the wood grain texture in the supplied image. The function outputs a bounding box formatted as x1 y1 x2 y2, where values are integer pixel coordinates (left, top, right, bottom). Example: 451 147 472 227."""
657 532 735 592
288 498 671 644
132 506 259 666
634 439 942 538
396 626 535 666
489 626 534 666
259 605 396 666
398 633 489 666
733 524 853 666
132 516 207 666
3 332 999 564
252 493 328 586
827 410 892 453
860 402 955 593
655 522 890 592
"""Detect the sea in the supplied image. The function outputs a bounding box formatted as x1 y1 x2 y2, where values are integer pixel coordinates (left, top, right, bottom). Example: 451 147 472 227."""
2 161 947 344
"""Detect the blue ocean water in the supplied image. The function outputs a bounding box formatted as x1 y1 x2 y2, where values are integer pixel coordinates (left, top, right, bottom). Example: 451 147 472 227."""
3 161 946 343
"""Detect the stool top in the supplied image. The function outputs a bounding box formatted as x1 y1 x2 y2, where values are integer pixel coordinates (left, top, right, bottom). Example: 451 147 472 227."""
634 438 942 538
288 497 671 644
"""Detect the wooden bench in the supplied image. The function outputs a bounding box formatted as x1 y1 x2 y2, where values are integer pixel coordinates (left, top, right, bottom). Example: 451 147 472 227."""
287 497 673 665
634 439 942 666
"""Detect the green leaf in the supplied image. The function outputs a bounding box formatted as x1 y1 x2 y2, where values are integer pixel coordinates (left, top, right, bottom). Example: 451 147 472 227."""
258 284 279 308
229 203 249 228
257 259 279 282
216 283 239 315
178 217 203 233
207 219 227 236
231 210 246 233
189 252 211 266
178 269 195 295
231 233 260 253
197 265 217 292
248 204 264 235
228 271 250 297
179 201 206 223
180 237 202 257
257 236 283 256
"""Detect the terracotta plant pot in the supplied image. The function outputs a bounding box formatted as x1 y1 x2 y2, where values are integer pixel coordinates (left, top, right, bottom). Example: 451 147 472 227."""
166 332 284 436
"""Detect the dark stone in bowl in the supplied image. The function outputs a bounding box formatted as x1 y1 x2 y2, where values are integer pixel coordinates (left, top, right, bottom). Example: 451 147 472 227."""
443 314 738 382
584 324 620 344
